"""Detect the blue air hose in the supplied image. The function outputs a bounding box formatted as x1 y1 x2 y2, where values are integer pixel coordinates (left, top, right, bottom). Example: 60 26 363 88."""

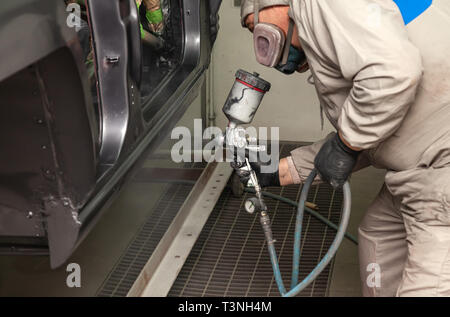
260 210 288 296
243 188 358 245
163 168 353 296
291 169 317 289
262 169 352 297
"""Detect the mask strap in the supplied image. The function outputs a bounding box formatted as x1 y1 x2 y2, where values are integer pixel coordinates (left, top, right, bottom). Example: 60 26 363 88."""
254 0 259 25
280 19 295 65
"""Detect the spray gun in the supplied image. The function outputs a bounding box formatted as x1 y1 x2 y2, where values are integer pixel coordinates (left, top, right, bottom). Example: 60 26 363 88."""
217 69 279 270
216 69 353 297
218 69 271 157
217 69 272 214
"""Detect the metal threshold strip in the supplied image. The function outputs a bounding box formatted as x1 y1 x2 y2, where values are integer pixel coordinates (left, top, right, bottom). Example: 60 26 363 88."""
127 162 233 297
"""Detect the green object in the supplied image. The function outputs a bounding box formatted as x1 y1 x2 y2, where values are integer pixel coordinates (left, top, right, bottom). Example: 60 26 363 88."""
140 22 146 39
135 1 146 39
85 58 95 79
146 8 163 24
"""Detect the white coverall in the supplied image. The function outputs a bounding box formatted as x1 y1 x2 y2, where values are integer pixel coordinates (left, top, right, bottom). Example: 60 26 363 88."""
283 0 450 296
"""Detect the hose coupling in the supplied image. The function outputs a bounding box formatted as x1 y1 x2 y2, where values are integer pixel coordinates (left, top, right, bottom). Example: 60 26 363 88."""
260 211 276 245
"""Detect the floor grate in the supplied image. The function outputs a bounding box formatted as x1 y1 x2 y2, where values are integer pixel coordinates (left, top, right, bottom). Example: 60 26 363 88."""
97 143 343 297
168 144 343 297
97 182 195 297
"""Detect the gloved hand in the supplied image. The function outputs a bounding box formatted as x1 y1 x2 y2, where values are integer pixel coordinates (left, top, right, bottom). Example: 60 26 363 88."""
314 133 360 189
232 154 280 188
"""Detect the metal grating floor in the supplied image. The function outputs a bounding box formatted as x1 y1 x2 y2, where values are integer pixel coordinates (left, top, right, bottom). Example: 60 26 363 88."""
168 144 343 297
97 182 195 297
97 143 343 297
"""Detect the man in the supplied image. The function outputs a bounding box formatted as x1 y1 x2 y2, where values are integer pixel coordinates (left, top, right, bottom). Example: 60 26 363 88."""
239 0 450 296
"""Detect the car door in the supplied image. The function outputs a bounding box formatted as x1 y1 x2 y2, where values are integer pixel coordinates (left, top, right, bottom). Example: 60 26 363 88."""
0 0 222 268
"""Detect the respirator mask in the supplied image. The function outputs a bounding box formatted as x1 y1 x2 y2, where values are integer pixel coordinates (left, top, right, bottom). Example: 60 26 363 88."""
252 2 308 74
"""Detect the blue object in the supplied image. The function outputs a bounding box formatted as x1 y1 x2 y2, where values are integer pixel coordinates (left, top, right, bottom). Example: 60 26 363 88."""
267 243 287 296
290 167 309 289
393 0 432 25
264 169 353 297
275 46 305 75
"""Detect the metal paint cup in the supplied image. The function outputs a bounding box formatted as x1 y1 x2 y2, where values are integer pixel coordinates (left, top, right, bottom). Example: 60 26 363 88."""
222 70 271 126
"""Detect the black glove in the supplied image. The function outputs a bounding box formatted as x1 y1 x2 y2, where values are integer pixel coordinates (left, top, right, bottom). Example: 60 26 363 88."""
314 133 360 189
232 155 280 188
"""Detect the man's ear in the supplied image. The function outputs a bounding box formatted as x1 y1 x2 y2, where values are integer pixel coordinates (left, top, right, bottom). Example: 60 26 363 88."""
245 13 255 31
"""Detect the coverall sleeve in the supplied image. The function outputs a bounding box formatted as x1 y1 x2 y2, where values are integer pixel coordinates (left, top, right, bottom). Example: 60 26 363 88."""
289 133 371 184
309 0 423 149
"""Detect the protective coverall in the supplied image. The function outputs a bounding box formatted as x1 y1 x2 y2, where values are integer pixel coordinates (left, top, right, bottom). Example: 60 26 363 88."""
245 0 450 296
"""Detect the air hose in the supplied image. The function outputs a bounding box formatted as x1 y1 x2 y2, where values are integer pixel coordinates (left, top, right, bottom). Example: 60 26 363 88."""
163 177 358 244
242 188 358 245
256 169 353 297
163 168 355 297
